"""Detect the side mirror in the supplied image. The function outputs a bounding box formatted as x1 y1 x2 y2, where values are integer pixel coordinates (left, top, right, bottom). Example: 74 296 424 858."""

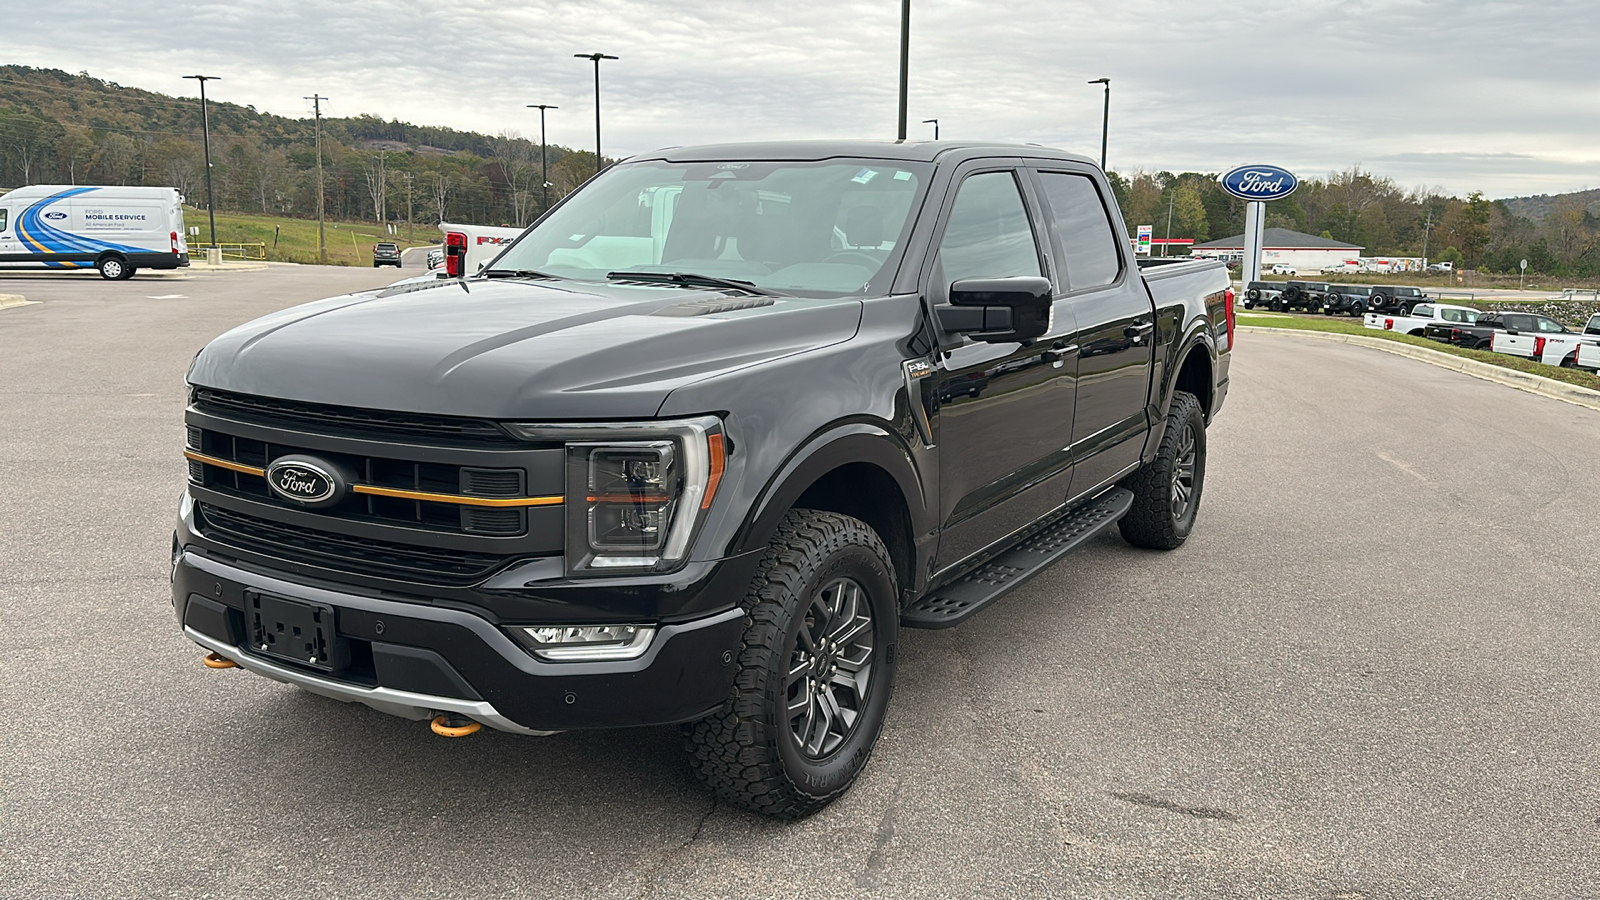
937 276 1052 343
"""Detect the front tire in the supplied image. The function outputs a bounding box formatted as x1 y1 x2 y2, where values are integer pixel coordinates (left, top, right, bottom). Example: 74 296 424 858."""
685 509 899 819
1119 390 1206 550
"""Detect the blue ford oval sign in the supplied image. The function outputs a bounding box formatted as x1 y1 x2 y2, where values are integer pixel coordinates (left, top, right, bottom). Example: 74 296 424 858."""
1219 165 1298 201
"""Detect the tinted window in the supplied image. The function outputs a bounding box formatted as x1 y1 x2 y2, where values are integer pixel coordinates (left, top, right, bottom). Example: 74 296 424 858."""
1413 305 1433 318
938 171 1041 283
1036 172 1121 289
1503 315 1533 331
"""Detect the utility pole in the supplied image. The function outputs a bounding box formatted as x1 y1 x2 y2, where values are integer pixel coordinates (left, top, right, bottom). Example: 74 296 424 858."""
377 148 387 225
182 75 221 251
574 54 617 177
1163 188 1175 257
897 0 911 140
1088 78 1110 171
922 118 939 140
1421 208 1434 266
527 104 558 213
402 172 414 242
305 93 327 264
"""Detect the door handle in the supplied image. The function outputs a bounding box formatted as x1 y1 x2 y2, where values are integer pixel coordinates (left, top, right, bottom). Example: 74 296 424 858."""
1125 322 1155 338
1042 342 1078 366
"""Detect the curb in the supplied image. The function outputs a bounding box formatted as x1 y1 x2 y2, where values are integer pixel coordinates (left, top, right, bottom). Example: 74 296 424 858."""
0 293 34 310
1238 325 1600 413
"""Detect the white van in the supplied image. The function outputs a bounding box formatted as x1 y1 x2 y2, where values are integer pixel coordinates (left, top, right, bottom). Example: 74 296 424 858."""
0 185 190 279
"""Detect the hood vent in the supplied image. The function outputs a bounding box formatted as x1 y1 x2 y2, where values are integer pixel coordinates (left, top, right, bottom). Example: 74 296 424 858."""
652 296 777 317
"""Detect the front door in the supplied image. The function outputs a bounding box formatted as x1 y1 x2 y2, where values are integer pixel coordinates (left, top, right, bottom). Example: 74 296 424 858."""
929 163 1079 572
1030 167 1154 497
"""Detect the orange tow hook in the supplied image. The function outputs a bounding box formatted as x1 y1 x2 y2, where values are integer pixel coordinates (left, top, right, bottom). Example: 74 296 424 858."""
430 714 482 738
203 652 238 669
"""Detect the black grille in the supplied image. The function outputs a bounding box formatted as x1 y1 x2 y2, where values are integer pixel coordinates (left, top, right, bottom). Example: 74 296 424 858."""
193 388 515 445
196 503 513 585
191 429 527 537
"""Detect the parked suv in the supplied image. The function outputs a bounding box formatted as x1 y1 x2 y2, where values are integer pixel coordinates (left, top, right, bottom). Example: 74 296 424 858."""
174 141 1232 818
1324 284 1374 316
1278 280 1329 312
1241 280 1281 310
1369 284 1426 315
373 241 402 268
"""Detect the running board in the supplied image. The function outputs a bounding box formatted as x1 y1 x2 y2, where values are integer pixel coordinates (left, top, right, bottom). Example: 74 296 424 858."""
901 488 1134 630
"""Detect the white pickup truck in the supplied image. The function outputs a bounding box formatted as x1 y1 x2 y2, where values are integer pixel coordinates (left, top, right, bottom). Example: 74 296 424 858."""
1491 312 1600 369
1362 302 1480 336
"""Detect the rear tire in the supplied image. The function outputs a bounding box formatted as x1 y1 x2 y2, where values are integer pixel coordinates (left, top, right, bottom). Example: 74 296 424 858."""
1119 390 1206 551
685 509 899 819
97 256 129 280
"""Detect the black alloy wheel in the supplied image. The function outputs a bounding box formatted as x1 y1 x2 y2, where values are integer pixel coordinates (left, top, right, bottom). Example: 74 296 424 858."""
1170 422 1198 523
685 509 898 818
786 576 876 758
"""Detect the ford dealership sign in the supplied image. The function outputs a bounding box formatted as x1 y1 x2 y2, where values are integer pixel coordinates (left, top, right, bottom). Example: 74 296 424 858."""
1218 165 1298 202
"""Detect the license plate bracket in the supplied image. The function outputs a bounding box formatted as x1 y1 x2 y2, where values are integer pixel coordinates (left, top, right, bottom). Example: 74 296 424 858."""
245 591 348 673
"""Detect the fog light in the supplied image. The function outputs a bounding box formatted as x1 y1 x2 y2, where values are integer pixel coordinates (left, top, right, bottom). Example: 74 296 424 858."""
518 624 655 661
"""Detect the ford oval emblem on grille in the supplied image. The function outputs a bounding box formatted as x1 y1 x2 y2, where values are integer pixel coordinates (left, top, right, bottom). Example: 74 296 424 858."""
265 456 344 507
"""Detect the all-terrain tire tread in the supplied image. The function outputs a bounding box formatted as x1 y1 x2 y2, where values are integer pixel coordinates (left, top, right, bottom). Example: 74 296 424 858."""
1118 390 1204 551
683 509 896 819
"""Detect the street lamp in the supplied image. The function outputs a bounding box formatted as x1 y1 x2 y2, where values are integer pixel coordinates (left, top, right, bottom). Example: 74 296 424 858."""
182 74 221 251
1087 77 1110 171
922 118 939 140
897 0 911 140
574 53 618 177
526 103 558 211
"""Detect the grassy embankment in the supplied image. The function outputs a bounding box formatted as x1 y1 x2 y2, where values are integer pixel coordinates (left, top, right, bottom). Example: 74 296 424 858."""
181 209 438 266
1237 312 1600 393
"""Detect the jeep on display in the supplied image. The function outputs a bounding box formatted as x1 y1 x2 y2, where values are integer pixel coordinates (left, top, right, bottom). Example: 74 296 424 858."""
1368 284 1426 315
173 141 1232 818
1277 279 1329 312
1324 284 1374 316
1241 280 1281 309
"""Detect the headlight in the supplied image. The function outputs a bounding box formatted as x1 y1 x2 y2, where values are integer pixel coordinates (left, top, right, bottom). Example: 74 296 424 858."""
502 416 727 574
515 624 655 661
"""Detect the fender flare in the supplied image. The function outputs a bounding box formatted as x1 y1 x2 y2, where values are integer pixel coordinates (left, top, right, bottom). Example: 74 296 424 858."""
731 421 933 559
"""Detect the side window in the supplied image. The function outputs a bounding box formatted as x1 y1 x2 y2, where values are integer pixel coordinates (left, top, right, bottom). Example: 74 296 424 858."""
1504 315 1532 331
937 171 1041 283
0 208 7 233
1414 305 1433 318
1537 317 1565 333
1035 172 1122 290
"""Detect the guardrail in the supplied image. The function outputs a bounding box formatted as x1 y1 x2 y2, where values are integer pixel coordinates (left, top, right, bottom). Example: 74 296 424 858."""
1426 291 1477 302
190 242 267 261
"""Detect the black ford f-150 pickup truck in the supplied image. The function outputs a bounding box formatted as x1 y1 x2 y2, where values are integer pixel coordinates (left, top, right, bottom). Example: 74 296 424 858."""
173 141 1232 817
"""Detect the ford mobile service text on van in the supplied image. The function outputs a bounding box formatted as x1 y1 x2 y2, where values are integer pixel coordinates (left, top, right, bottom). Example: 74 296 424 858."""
173 141 1232 817
0 185 190 279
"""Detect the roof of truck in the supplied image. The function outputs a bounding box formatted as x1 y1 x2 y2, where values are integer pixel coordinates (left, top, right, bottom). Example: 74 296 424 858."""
628 140 1096 167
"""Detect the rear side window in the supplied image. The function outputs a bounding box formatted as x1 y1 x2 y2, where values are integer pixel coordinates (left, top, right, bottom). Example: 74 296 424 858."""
1413 305 1433 318
938 171 1042 283
0 209 7 233
1036 172 1121 290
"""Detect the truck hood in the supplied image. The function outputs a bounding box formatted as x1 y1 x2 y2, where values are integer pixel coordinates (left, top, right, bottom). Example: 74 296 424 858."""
189 278 864 420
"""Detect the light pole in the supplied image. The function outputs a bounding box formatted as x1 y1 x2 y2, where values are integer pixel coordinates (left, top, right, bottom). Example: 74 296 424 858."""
1088 77 1110 171
897 0 911 140
182 74 220 251
574 53 618 177
527 103 558 211
304 93 328 264
922 118 939 140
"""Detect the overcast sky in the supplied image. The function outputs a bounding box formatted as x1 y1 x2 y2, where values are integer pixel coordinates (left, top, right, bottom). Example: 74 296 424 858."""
8 0 1598 198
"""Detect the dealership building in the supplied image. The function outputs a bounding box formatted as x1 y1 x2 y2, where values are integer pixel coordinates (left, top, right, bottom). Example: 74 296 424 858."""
1191 228 1363 272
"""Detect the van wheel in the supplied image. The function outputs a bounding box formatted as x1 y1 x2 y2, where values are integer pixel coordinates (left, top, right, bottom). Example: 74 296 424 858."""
684 509 898 819
97 256 131 280
1119 391 1206 551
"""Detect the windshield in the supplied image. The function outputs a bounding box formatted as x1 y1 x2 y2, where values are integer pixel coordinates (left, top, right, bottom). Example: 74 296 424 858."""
486 158 931 297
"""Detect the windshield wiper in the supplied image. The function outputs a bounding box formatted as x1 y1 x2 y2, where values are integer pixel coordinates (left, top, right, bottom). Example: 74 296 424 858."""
606 271 781 297
479 268 558 280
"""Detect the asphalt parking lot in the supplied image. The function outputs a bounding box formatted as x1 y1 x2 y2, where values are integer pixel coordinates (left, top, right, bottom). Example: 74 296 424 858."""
2 265 1597 898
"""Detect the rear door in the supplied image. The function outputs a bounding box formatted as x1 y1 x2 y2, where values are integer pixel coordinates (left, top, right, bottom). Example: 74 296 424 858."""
1029 164 1154 497
927 160 1080 572
0 205 18 263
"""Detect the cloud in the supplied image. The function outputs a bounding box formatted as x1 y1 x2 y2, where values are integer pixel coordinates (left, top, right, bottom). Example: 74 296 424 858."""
6 0 1599 197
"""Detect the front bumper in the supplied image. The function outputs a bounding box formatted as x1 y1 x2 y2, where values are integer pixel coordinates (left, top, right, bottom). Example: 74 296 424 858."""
173 549 746 733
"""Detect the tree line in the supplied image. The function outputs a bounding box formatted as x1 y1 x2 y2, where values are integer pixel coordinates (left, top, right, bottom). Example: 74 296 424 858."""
0 66 599 230
3 66 1597 276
